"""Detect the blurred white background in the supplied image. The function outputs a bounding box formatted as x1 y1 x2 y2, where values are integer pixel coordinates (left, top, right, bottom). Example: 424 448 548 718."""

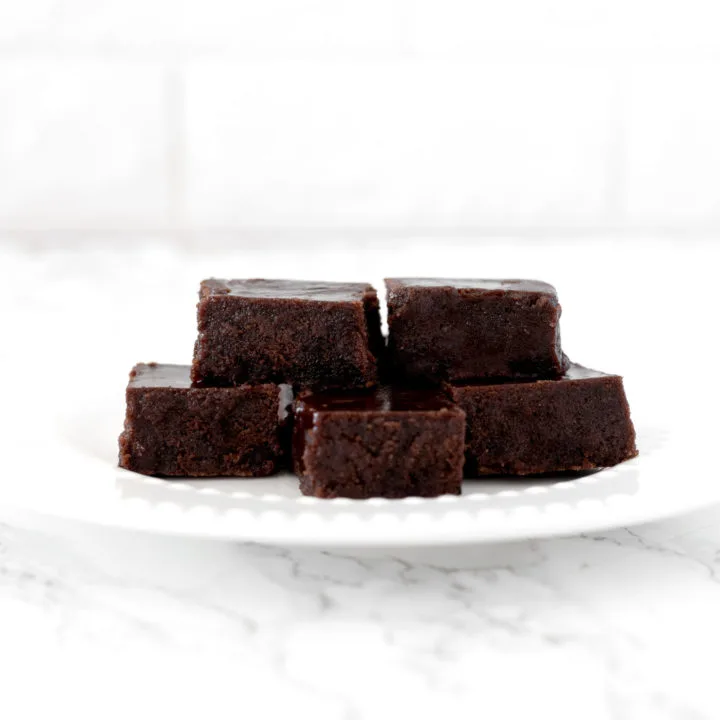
1 0 720 248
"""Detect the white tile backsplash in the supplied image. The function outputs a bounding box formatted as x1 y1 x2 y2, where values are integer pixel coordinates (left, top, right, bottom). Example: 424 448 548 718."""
0 0 182 50
0 0 404 57
186 61 614 228
625 62 720 224
408 0 720 57
0 61 169 228
184 0 406 58
0 1 718 238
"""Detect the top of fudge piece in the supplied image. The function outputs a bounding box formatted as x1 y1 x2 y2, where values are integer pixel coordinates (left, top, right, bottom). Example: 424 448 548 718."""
128 363 192 389
386 278 556 296
201 278 376 303
562 363 616 381
296 385 459 414
451 363 617 387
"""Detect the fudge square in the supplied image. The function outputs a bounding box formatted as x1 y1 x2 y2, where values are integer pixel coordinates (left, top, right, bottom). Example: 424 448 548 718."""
450 363 638 476
191 279 383 390
385 278 567 383
293 386 466 499
119 363 292 477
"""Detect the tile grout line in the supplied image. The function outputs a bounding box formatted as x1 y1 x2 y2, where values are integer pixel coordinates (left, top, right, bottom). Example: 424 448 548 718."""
603 61 630 227
165 63 187 242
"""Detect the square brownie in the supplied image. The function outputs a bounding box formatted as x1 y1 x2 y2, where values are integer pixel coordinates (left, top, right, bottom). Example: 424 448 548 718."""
119 363 292 477
450 363 638 476
293 386 466 499
386 278 566 383
192 279 383 390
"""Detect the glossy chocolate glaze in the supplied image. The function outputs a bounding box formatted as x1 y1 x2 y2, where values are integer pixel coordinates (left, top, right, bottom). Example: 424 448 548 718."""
128 363 293 420
386 278 557 295
449 361 611 387
129 363 192 389
561 363 613 381
201 278 374 303
295 385 456 414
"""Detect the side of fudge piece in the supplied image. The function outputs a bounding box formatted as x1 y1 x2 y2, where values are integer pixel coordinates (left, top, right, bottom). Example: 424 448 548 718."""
386 278 566 384
450 364 638 476
191 279 382 390
119 363 292 477
293 387 466 499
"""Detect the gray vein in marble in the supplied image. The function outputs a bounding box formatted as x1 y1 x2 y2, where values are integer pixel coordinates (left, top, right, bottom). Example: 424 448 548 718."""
2 506 720 719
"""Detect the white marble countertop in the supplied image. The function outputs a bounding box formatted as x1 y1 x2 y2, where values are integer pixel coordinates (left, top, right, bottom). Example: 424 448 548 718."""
2 506 720 719
2 239 719 719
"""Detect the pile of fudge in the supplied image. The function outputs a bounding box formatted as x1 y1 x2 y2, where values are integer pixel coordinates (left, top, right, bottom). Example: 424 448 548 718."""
119 278 637 499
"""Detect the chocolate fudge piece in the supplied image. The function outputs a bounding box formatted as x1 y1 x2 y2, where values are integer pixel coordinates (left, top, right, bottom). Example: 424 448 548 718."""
293 386 466 499
386 278 567 383
450 363 638 476
191 279 383 390
119 363 292 477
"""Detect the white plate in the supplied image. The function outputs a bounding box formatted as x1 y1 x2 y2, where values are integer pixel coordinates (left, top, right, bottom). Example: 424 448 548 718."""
4 245 719 546
2 405 717 546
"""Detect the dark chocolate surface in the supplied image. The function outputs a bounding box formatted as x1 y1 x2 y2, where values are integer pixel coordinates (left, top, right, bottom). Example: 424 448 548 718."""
451 362 638 476
192 279 382 389
119 363 291 477
385 276 565 383
293 386 466 499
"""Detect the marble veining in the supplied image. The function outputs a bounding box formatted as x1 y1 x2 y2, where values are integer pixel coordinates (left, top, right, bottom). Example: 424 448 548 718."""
2 507 720 720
